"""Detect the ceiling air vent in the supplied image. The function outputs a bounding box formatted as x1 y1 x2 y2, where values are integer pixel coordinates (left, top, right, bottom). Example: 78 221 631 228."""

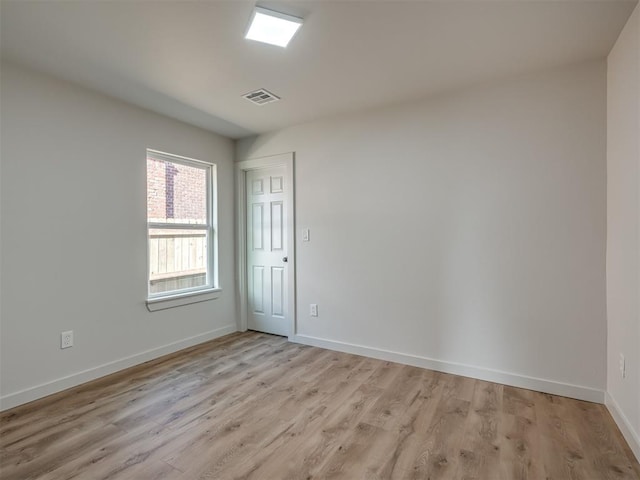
243 88 280 105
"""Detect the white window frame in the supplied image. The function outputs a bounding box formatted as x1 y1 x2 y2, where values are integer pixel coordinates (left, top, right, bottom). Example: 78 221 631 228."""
145 149 220 311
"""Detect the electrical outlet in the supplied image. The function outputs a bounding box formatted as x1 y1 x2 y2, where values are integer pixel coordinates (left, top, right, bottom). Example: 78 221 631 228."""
619 353 626 378
61 330 74 349
310 304 318 317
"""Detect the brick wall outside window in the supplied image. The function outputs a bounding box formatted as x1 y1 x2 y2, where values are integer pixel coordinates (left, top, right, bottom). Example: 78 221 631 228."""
147 157 207 224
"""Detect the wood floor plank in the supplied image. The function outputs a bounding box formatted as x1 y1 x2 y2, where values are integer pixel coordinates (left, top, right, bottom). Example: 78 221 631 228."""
1 331 638 480
360 364 425 430
454 380 503 479
202 359 381 479
163 355 349 474
240 379 385 479
105 339 306 432
534 391 595 480
383 371 447 478
498 413 543 480
0 423 126 480
406 392 471 479
503 385 537 422
36 422 181 480
314 421 399 480
560 396 639 480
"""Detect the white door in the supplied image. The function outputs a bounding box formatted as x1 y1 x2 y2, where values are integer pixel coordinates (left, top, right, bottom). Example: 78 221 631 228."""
246 166 289 336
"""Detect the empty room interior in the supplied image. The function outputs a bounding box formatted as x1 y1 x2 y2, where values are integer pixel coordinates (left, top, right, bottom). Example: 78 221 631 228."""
1 0 640 478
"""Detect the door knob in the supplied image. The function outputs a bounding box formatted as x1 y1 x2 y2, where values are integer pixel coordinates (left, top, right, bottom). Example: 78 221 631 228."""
282 256 288 263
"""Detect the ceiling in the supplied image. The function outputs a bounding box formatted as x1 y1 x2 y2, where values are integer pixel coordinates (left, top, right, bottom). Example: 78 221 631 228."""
1 0 637 139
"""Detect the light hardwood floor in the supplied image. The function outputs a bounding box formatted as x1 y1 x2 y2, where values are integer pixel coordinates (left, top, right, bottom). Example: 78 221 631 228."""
1 332 639 480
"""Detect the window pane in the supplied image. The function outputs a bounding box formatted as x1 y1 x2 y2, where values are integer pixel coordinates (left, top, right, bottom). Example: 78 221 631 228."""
147 156 207 224
148 228 209 295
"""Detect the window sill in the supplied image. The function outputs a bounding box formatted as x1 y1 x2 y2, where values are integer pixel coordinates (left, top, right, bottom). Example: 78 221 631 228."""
146 288 222 312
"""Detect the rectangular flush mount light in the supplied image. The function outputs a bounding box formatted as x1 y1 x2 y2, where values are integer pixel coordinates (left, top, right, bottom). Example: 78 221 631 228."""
245 6 303 48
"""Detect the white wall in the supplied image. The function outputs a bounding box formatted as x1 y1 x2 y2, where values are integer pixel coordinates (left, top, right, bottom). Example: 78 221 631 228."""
0 62 237 410
237 60 608 402
606 3 640 461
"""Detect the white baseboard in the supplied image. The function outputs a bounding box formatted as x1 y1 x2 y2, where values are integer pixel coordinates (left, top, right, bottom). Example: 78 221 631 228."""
290 334 605 404
605 392 640 462
0 324 237 412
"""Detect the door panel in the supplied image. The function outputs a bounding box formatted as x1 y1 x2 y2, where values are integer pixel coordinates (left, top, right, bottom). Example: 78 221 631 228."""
271 201 283 250
271 266 284 317
247 166 289 336
252 266 264 314
252 203 264 250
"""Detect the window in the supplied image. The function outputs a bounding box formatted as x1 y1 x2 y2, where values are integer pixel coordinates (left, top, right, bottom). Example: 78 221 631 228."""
146 150 218 305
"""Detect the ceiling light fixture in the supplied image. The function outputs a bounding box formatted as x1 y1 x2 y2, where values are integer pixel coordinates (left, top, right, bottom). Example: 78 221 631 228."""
245 6 303 48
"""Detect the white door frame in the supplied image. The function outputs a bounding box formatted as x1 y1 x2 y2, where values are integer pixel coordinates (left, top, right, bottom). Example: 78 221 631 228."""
236 152 296 338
